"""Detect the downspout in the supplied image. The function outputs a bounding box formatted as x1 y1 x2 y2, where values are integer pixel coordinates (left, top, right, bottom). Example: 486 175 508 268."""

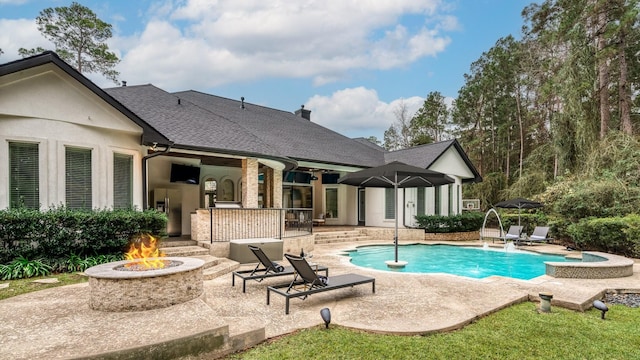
142 144 172 209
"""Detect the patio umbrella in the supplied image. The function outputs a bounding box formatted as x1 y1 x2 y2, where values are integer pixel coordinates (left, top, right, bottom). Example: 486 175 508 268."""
338 161 455 265
494 197 543 226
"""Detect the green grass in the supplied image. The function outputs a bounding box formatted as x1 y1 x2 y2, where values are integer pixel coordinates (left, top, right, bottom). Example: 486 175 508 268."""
224 302 640 359
0 273 88 300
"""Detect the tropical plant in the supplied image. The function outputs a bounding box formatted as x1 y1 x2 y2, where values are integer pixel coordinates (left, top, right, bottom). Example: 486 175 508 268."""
0 257 52 280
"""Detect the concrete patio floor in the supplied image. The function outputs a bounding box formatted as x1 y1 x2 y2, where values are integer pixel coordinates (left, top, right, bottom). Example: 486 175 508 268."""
1 239 639 359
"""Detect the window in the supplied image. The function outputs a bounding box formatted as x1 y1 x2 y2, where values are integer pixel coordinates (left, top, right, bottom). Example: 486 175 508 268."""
385 188 395 219
9 142 39 209
417 187 425 215
113 153 133 209
66 147 92 210
434 186 441 216
325 188 338 218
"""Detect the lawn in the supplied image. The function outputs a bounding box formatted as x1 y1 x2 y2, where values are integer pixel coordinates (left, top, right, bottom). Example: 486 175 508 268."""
0 273 87 300
224 302 640 359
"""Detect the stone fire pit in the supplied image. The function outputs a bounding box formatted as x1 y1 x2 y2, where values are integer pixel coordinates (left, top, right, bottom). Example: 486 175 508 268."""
84 257 205 312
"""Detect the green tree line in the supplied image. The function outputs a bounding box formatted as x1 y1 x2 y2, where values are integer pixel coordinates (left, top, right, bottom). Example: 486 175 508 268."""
384 0 640 208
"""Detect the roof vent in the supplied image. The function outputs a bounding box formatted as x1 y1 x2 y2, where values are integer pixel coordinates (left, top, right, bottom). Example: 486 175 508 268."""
295 105 311 120
122 81 127 87
241 97 245 109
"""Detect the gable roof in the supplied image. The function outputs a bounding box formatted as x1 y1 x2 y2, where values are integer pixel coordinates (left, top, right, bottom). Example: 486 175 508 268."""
173 90 385 168
0 51 170 146
385 139 482 183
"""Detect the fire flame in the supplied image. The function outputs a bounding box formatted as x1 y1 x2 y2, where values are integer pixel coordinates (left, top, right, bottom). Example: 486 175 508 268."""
124 234 166 269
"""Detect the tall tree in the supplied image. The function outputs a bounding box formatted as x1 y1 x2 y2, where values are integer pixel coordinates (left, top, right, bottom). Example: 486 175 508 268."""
410 91 449 145
383 100 413 150
20 2 119 83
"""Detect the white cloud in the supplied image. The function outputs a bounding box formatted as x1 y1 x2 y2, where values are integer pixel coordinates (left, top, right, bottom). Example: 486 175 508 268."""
114 0 454 90
305 87 424 140
0 18 52 60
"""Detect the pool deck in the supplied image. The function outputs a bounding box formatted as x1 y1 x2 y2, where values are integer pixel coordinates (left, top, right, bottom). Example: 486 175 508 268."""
2 239 640 359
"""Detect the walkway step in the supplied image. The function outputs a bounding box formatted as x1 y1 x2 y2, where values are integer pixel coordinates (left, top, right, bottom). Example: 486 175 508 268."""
161 245 210 257
189 254 222 270
202 258 240 280
314 230 372 244
315 236 372 244
160 239 198 248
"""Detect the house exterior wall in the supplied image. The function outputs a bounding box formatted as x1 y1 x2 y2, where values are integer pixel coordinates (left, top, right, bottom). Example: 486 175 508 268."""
429 147 475 179
0 66 144 210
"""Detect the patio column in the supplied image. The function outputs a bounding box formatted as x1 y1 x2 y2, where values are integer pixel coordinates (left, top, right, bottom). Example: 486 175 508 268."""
241 158 259 208
263 168 273 208
272 169 282 208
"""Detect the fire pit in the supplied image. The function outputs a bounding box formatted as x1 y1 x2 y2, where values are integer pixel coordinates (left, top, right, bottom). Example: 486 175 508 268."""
85 257 205 312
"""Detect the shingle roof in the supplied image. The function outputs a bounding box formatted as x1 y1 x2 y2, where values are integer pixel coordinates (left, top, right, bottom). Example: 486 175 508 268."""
105 85 295 166
173 90 385 168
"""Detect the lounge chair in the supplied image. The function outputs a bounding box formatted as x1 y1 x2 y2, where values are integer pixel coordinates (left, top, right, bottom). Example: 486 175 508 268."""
232 245 328 293
502 225 523 243
267 253 375 314
522 226 552 245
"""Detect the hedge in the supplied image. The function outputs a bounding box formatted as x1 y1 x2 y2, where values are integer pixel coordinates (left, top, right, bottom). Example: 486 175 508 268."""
0 207 167 264
415 212 485 233
566 214 640 258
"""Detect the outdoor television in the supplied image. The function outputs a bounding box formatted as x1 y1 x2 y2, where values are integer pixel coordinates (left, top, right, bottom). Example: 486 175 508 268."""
283 171 311 184
170 163 200 184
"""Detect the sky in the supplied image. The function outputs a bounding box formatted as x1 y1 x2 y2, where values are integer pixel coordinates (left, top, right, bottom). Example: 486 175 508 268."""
0 0 532 141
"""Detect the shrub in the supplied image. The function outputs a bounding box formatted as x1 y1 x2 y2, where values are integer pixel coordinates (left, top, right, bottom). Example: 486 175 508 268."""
0 207 166 265
415 212 485 233
566 215 640 257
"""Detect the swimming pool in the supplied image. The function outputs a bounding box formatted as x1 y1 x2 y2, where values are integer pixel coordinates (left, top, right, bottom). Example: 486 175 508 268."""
345 244 577 280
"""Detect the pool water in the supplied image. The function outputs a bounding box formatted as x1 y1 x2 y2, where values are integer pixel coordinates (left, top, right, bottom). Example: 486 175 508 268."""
346 244 577 280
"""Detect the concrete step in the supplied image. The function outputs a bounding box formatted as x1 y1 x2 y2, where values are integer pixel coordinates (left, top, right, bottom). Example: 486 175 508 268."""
315 235 372 244
161 245 210 257
189 254 223 270
314 230 372 244
202 258 240 280
160 239 198 248
314 230 363 240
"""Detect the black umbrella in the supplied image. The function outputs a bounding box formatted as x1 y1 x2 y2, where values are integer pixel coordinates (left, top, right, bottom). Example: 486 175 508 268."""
338 161 455 265
494 197 544 226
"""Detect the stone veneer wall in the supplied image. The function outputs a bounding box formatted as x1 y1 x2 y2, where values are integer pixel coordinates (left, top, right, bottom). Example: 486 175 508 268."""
423 231 479 241
545 251 634 279
359 228 425 241
86 259 204 312
190 209 283 242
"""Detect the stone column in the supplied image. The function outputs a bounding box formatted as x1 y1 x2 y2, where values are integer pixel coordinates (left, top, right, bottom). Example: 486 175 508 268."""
263 168 273 208
241 158 259 208
272 169 282 208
